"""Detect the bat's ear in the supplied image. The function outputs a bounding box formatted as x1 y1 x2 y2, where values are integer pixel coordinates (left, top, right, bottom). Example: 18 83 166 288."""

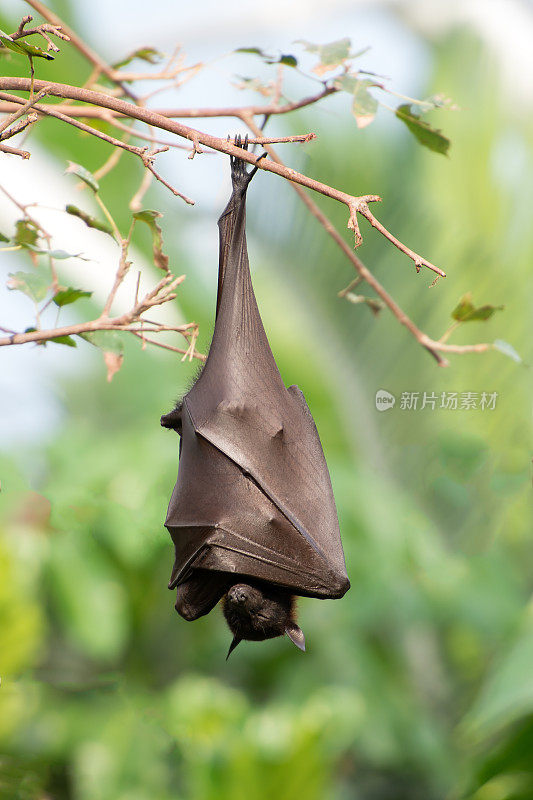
226 636 242 660
285 623 306 652
161 403 182 433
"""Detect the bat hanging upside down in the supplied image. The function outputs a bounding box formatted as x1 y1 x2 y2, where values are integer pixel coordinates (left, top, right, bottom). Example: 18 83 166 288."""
161 136 349 658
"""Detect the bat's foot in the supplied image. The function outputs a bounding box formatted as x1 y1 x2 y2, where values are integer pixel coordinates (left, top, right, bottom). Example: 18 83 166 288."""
229 134 265 190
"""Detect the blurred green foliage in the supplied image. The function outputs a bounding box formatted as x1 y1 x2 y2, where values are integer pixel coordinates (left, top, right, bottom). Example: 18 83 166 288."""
1 5 532 800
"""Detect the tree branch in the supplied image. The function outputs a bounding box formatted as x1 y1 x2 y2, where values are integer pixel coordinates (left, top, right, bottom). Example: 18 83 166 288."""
10 14 69 51
0 86 49 136
0 87 337 120
0 142 31 158
0 77 445 278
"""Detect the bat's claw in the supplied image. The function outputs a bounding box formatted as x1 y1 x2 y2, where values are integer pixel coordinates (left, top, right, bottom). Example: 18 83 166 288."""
230 134 265 190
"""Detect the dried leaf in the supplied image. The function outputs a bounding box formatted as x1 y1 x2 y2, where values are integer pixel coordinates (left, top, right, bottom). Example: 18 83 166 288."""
133 209 169 272
81 331 125 379
103 351 124 382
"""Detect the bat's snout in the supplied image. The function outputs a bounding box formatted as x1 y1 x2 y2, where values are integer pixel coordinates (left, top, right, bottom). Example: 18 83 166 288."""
227 584 250 604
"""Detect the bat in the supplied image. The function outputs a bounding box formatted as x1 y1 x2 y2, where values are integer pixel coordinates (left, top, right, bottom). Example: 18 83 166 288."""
161 137 350 657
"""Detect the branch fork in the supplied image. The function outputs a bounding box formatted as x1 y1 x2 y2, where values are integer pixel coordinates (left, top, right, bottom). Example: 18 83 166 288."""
347 195 382 247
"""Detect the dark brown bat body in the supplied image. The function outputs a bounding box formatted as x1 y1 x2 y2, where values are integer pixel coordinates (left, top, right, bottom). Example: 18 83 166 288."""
162 141 349 655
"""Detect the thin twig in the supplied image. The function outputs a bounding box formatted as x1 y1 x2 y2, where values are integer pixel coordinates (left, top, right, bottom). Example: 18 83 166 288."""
129 330 206 360
0 143 30 158
243 115 454 365
144 158 194 205
10 17 68 52
0 317 202 352
1 90 193 206
0 86 49 135
0 90 145 156
0 112 38 141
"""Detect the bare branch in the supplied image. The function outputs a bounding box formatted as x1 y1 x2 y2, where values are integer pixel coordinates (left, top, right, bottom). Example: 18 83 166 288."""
10 15 69 52
0 316 204 358
0 86 49 136
143 155 195 205
0 111 38 141
0 143 30 158
129 331 206 361
0 87 336 121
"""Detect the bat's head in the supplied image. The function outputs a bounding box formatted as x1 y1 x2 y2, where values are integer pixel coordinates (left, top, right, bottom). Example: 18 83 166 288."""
223 581 305 658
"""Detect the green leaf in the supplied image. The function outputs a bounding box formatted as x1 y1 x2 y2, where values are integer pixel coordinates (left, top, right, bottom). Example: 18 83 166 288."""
53 288 93 307
7 270 51 302
395 104 450 156
112 47 164 70
234 47 297 68
133 209 169 271
0 231 9 242
14 219 39 247
65 204 113 235
466 305 504 321
297 38 353 74
50 335 77 347
451 293 504 322
451 293 475 321
80 330 124 355
0 29 54 60
494 339 522 363
334 75 378 128
65 162 99 193
279 54 297 67
25 244 89 260
235 46 265 56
